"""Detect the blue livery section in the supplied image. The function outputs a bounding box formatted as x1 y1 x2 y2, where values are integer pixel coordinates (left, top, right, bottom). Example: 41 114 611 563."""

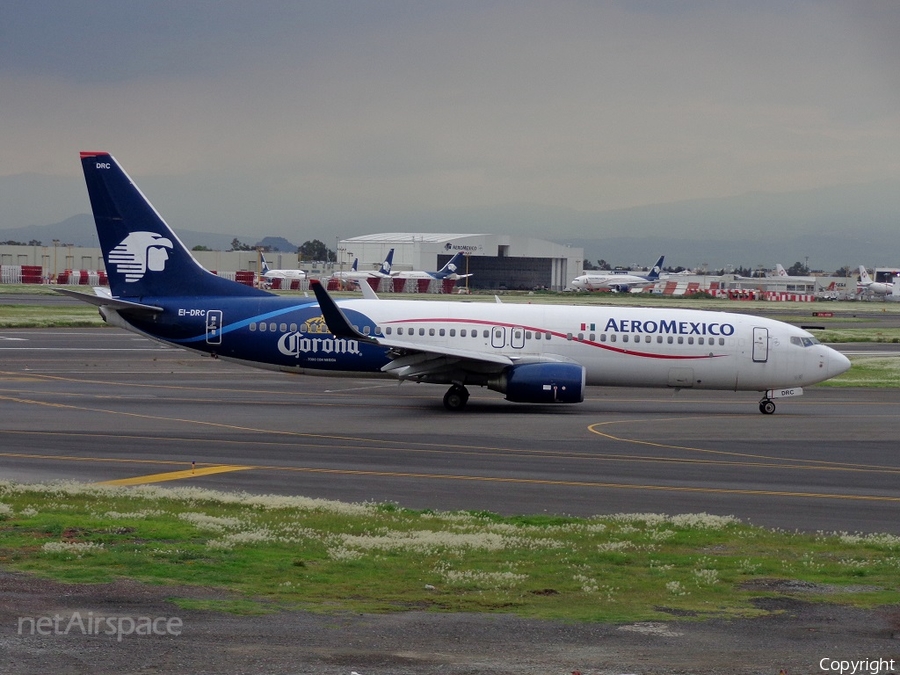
78 152 390 375
434 252 467 278
378 249 394 276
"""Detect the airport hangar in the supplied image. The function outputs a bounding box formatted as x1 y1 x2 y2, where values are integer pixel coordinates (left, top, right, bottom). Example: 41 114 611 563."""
339 233 582 291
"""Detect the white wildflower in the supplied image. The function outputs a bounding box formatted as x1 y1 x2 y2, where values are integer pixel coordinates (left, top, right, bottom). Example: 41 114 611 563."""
327 546 364 562
666 580 688 596
178 512 243 532
104 510 162 520
41 541 104 557
838 532 900 548
573 574 599 594
693 568 719 586
438 569 527 588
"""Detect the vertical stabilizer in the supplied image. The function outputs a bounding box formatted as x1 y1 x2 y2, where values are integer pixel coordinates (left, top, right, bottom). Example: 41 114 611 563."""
378 249 394 276
80 152 270 299
435 252 466 278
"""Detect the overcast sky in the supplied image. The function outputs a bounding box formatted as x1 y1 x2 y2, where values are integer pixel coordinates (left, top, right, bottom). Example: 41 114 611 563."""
2 1 899 243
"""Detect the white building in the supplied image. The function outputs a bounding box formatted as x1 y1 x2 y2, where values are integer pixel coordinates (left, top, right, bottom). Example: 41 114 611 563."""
341 233 582 291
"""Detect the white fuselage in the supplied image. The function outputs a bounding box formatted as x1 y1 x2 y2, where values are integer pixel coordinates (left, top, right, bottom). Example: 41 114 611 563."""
331 271 393 281
264 270 307 280
570 273 656 292
337 299 849 391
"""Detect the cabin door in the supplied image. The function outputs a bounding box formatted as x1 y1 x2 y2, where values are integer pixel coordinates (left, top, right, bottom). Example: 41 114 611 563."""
752 327 769 363
491 326 506 349
510 326 526 349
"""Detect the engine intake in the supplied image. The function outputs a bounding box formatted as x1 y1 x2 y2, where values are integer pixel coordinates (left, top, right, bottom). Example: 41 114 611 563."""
489 362 585 404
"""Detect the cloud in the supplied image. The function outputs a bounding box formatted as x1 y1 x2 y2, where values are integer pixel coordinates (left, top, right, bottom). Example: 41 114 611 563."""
1 1 899 246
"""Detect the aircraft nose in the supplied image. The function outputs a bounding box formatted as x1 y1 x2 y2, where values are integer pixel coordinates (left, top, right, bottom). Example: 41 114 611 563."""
826 348 852 378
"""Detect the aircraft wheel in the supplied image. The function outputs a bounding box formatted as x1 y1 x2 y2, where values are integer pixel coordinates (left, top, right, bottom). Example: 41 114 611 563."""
443 385 469 411
759 399 776 415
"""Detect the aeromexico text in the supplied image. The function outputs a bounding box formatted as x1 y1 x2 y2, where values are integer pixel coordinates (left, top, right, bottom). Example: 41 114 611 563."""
603 318 735 336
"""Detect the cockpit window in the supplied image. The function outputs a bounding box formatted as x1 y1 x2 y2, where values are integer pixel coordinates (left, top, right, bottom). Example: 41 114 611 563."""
791 336 820 347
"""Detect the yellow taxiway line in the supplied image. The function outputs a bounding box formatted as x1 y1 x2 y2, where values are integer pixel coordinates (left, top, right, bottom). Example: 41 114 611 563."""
97 465 253 486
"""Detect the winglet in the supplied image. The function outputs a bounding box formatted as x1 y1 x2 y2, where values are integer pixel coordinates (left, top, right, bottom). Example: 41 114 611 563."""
310 281 376 342
357 279 380 300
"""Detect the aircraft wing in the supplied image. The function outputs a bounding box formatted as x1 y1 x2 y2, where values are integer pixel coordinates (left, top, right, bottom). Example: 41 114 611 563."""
377 340 514 379
311 281 518 380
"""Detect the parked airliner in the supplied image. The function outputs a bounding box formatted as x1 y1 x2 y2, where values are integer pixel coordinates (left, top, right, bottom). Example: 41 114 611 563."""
330 250 396 284
774 264 815 284
395 252 472 281
260 253 306 281
63 153 850 413
570 256 664 292
857 266 893 298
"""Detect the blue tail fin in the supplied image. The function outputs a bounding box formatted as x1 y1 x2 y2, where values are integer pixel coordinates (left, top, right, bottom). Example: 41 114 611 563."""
377 249 394 276
350 258 358 272
260 253 271 275
80 152 269 299
647 256 665 280
436 252 466 278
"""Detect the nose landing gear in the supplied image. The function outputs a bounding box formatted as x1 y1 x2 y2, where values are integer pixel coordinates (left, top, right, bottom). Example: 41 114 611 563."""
758 397 776 415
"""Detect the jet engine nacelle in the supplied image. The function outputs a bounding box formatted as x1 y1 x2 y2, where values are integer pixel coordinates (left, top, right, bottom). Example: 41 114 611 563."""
489 362 586 404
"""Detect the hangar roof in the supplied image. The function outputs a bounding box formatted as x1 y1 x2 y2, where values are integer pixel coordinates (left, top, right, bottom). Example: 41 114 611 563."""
345 233 483 244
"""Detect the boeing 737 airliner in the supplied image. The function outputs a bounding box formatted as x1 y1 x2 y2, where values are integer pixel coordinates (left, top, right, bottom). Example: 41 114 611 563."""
62 153 851 412
570 256 664 292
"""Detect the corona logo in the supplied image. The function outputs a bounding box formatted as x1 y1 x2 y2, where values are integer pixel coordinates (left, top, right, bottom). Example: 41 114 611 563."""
302 316 330 333
277 331 361 358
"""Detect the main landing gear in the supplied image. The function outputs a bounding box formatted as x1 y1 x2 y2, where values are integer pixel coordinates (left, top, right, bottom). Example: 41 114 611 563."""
758 396 776 415
443 384 470 411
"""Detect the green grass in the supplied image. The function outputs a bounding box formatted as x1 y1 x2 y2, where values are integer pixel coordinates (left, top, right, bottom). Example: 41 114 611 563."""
819 356 900 388
0 303 104 327
811 328 900 343
1 482 898 622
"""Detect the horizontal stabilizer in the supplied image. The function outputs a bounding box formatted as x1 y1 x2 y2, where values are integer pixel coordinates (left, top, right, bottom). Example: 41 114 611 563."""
54 288 163 315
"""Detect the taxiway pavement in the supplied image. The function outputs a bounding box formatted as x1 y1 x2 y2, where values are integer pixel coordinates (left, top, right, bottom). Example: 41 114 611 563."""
1 327 897 534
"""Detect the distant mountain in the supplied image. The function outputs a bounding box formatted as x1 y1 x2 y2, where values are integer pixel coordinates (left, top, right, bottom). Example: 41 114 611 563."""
396 180 900 270
0 214 264 251
2 178 898 270
0 214 99 247
256 236 298 252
